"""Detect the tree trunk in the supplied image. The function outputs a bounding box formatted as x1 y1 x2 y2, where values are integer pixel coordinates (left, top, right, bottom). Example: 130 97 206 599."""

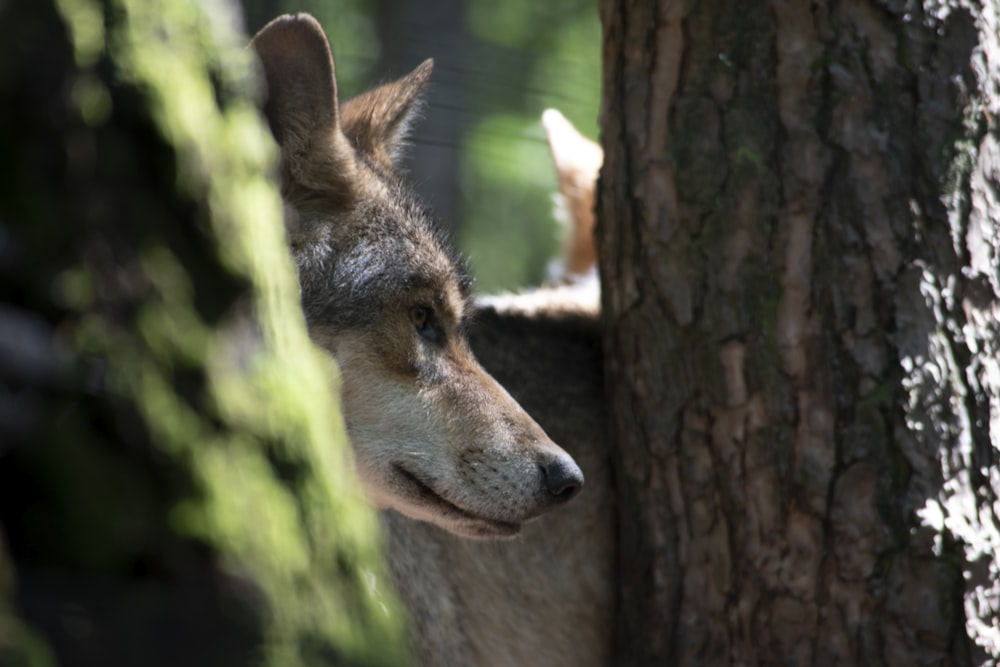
597 0 999 665
0 1 405 665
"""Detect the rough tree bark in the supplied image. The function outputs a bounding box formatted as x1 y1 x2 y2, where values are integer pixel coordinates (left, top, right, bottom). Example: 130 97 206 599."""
598 0 999 665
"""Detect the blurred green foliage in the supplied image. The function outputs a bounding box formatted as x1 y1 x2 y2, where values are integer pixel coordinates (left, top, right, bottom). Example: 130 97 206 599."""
240 0 601 293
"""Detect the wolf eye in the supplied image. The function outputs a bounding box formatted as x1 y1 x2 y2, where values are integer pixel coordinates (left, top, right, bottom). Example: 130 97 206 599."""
409 305 443 343
410 305 429 329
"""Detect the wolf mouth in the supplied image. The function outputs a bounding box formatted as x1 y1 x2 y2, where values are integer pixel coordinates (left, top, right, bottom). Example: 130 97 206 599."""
393 465 521 537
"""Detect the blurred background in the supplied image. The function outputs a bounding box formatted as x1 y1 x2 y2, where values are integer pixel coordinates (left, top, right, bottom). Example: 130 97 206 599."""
240 0 601 293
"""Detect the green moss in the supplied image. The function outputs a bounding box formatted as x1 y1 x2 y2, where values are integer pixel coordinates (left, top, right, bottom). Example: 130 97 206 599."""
0 0 406 664
55 0 104 67
732 145 765 172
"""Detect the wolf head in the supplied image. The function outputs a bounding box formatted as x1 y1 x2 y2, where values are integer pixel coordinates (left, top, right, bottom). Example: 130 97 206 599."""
250 14 583 539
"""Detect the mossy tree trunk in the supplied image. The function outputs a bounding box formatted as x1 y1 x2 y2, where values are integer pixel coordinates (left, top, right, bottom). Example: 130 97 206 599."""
0 1 405 666
597 0 999 665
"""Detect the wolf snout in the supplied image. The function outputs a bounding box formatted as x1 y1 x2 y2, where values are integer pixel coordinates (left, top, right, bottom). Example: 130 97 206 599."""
541 454 584 504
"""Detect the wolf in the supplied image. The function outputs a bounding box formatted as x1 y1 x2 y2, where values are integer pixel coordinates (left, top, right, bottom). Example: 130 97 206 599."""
379 108 612 665
250 14 584 542
541 107 603 283
251 14 612 666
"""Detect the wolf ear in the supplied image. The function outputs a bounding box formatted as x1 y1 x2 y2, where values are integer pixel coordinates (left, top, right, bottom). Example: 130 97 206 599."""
542 109 603 277
250 14 357 200
340 59 434 171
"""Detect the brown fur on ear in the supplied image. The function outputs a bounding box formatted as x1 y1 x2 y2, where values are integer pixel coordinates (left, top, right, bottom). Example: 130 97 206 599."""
250 13 357 203
542 109 603 278
340 59 434 172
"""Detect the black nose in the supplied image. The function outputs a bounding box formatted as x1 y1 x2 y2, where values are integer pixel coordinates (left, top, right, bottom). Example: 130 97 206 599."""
542 455 584 503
